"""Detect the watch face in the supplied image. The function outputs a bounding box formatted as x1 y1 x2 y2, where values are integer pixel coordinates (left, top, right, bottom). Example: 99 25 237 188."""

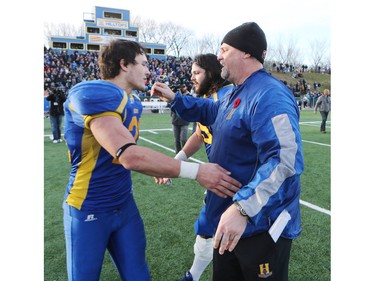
235 202 247 216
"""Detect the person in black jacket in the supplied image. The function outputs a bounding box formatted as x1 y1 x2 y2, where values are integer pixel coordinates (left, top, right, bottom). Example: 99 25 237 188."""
170 84 191 153
46 87 66 143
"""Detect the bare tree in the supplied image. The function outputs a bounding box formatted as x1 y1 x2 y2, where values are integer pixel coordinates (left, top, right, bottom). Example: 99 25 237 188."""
133 17 176 52
273 36 302 66
309 39 328 71
152 22 171 45
264 42 277 66
160 22 194 57
133 16 162 43
284 37 302 67
181 39 202 58
44 22 83 47
182 33 222 57
198 33 222 54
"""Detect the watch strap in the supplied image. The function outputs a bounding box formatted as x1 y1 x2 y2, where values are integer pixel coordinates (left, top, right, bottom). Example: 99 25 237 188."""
234 201 248 217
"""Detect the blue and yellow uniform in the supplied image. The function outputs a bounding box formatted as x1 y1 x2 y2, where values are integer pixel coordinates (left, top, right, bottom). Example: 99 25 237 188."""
193 84 233 236
196 84 233 160
63 80 149 281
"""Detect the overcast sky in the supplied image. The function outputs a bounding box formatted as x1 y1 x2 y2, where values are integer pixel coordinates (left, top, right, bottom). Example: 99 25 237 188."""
43 0 331 38
42 0 331 64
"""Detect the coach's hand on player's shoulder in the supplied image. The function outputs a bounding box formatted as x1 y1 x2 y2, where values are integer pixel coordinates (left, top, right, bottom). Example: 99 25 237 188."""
197 163 241 198
151 82 176 102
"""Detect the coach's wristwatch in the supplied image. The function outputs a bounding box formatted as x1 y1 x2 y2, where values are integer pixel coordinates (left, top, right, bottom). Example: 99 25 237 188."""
234 201 248 217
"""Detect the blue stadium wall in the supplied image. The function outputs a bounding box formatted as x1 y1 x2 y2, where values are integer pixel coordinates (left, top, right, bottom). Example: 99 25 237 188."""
48 6 167 60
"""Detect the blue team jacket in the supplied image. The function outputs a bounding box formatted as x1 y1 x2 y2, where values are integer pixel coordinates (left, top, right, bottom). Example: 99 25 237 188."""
171 68 304 239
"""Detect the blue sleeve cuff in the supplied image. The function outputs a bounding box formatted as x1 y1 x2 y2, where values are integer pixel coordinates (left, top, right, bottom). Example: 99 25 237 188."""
170 92 181 108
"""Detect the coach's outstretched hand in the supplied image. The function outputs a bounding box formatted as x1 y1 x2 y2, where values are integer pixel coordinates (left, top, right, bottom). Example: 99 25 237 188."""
155 162 241 198
151 82 176 102
197 163 241 198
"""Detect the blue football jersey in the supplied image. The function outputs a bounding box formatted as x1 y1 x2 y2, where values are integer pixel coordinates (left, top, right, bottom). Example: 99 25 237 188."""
63 80 143 211
197 84 233 160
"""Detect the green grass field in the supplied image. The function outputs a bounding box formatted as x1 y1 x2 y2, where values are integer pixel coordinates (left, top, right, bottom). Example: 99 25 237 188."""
44 109 331 280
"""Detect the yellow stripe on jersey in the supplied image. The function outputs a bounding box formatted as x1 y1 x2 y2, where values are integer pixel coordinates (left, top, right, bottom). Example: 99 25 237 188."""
84 111 122 129
197 91 219 144
66 128 102 210
116 91 129 122
83 91 128 128
205 92 218 102
68 102 76 112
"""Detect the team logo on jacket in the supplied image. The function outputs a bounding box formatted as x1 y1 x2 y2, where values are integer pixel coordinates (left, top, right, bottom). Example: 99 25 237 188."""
258 263 273 278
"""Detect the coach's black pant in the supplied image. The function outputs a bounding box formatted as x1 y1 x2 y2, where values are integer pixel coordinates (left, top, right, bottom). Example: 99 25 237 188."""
213 232 292 281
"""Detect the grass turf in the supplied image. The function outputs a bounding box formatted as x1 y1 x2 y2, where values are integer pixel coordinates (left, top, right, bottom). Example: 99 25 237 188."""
44 109 330 280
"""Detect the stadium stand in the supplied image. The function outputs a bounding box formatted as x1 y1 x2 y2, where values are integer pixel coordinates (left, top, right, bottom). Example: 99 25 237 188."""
44 47 194 115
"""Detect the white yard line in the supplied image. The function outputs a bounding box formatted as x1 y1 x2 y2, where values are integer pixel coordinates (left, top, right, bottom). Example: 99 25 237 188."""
302 140 330 147
139 135 331 216
44 128 331 216
299 121 331 128
139 136 204 164
300 199 331 215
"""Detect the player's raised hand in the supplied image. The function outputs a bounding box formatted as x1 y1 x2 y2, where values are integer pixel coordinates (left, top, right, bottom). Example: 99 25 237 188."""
151 82 176 102
196 163 241 198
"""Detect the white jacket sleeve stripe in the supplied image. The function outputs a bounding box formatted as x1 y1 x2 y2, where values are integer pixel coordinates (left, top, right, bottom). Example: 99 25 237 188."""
242 113 298 217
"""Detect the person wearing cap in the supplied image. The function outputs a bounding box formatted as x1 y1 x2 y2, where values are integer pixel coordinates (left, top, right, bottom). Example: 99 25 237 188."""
151 22 304 281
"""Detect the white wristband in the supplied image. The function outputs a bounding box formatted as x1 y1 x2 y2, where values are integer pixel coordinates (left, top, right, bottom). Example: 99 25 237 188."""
174 150 188 161
179 161 199 179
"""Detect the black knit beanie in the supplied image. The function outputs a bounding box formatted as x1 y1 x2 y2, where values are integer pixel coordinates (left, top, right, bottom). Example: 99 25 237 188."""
221 22 267 64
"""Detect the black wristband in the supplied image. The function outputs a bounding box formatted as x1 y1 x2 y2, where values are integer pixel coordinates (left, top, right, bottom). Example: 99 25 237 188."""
116 143 136 160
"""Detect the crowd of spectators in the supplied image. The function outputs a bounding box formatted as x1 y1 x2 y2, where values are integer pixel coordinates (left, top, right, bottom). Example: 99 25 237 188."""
44 47 194 100
270 62 331 75
44 46 329 102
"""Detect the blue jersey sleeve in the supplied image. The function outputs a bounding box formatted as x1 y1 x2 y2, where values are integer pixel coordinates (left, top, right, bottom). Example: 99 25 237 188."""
69 80 124 116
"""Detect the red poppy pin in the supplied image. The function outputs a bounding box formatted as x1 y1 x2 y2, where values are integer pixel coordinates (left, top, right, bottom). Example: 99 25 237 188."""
234 98 241 108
